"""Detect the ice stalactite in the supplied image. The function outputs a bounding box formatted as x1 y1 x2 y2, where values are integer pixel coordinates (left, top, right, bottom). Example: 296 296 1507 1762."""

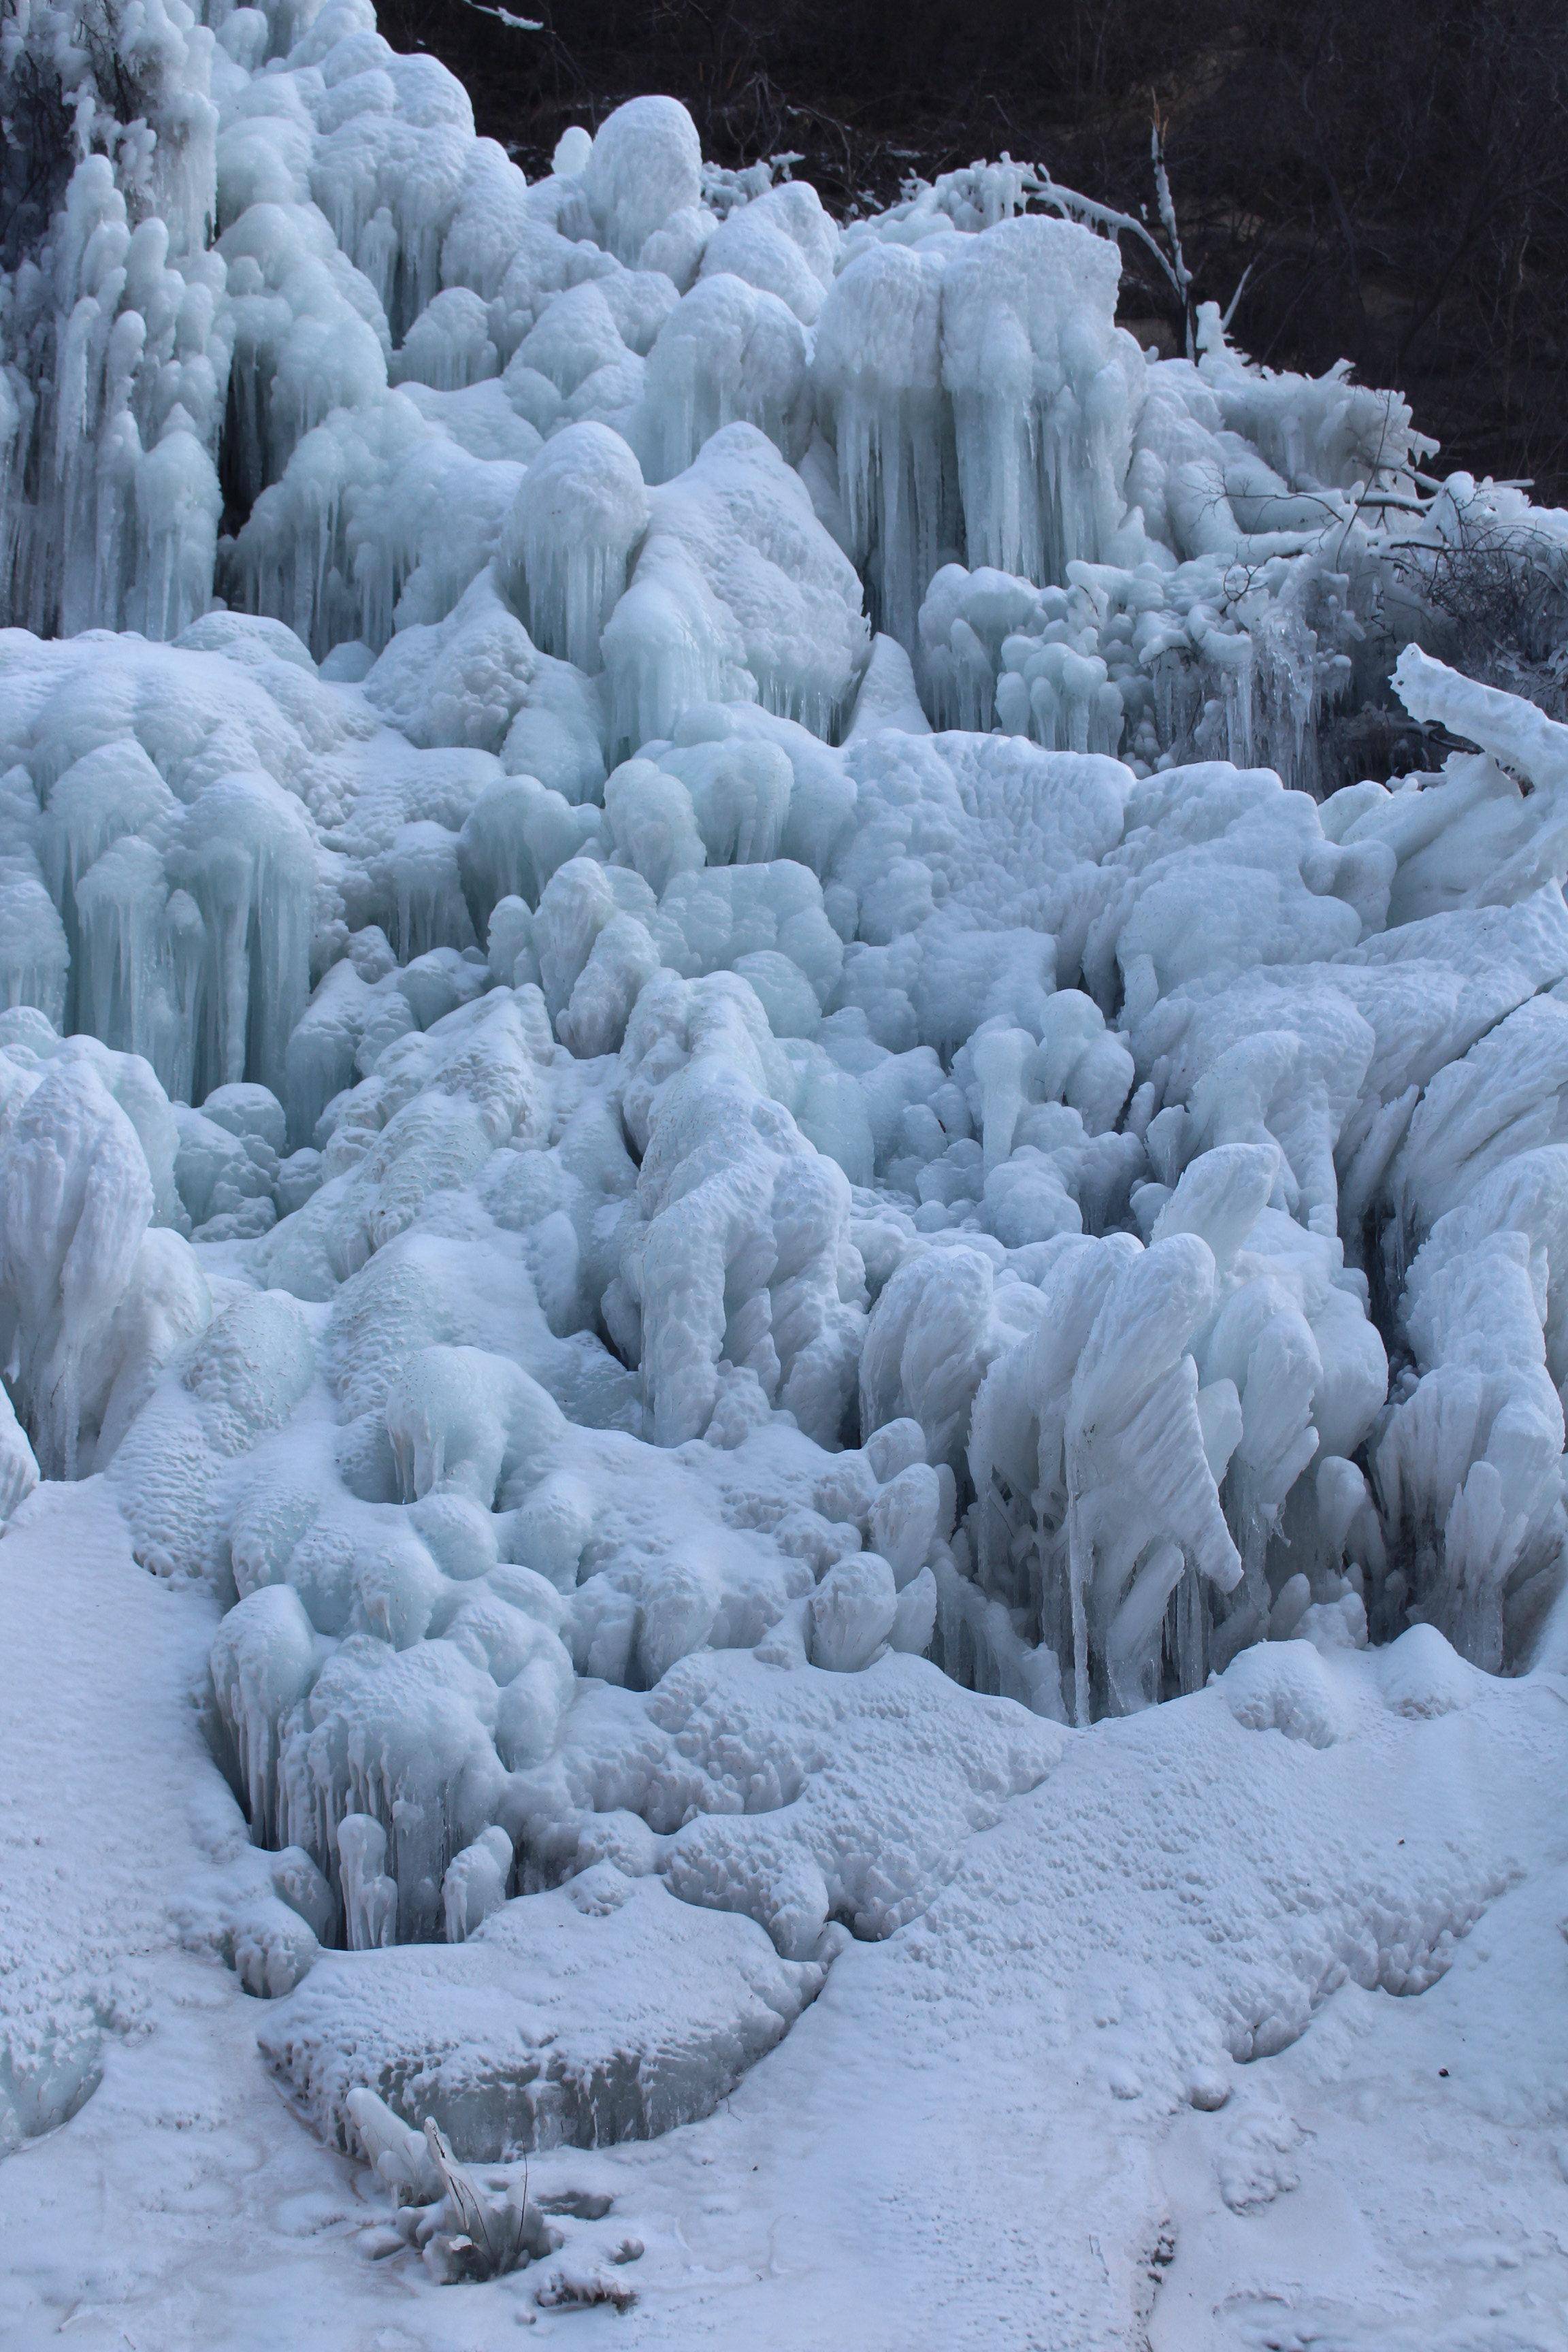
391 288 497 394
0 1379 40 1523
0 1056 152 1479
634 272 811 487
960 1229 1239 1721
168 772 317 1104
76 844 208 1105
336 1815 399 1953
915 553 1354 782
1378 1169 1567 1671
441 1824 513 1944
604 424 870 752
274 1629 508 1945
279 39 474 345
0 845 71 1037
615 971 865 1448
498 421 649 674
39 741 178 1020
939 216 1136 592
133 412 227 638
211 1582 321 1850
812 242 959 659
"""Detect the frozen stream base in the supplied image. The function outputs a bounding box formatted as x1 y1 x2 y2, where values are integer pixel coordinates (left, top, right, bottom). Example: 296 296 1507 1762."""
4 1482 1567 2349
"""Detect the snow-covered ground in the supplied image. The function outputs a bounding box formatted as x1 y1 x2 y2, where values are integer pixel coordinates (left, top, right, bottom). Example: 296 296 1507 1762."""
5 1483 1568 2346
5 1 1568 2340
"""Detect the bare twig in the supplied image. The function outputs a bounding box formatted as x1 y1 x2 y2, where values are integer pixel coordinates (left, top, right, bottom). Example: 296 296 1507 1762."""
1222 262 1254 333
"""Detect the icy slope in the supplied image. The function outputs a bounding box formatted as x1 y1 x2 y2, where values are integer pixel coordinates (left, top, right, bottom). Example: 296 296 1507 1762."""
5 1482 1567 2348
3 1 1568 2338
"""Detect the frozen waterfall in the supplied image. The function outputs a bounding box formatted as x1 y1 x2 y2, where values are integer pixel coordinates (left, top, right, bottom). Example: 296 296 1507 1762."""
5 3 1568 2289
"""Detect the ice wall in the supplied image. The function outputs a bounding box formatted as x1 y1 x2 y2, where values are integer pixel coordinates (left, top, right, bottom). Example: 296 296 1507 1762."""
5 0 1568 2167
3 1 1516 770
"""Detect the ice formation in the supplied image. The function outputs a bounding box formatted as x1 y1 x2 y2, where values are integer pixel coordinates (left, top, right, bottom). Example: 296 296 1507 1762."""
5 0 1568 2284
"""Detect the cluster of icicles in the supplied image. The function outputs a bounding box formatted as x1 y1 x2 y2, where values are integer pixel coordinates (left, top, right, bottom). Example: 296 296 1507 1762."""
3 0 1568 2023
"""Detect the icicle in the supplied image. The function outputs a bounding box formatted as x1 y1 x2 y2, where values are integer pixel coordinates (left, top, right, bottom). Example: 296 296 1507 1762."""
0 1059 154 1480
210 1584 320 1849
499 423 649 673
634 272 811 487
167 772 316 1102
338 1814 399 1951
442 1826 513 1944
941 216 1132 589
813 241 960 656
75 840 208 1103
133 415 224 640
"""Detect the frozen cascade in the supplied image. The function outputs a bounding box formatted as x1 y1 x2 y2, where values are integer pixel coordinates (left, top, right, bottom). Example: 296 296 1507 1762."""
5 0 1568 2223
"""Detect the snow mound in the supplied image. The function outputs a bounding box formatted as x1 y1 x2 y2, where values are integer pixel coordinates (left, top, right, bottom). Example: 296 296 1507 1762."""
259 1865 823 2160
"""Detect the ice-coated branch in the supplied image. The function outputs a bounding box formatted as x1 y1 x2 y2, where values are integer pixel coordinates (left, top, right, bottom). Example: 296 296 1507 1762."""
1149 120 1196 359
